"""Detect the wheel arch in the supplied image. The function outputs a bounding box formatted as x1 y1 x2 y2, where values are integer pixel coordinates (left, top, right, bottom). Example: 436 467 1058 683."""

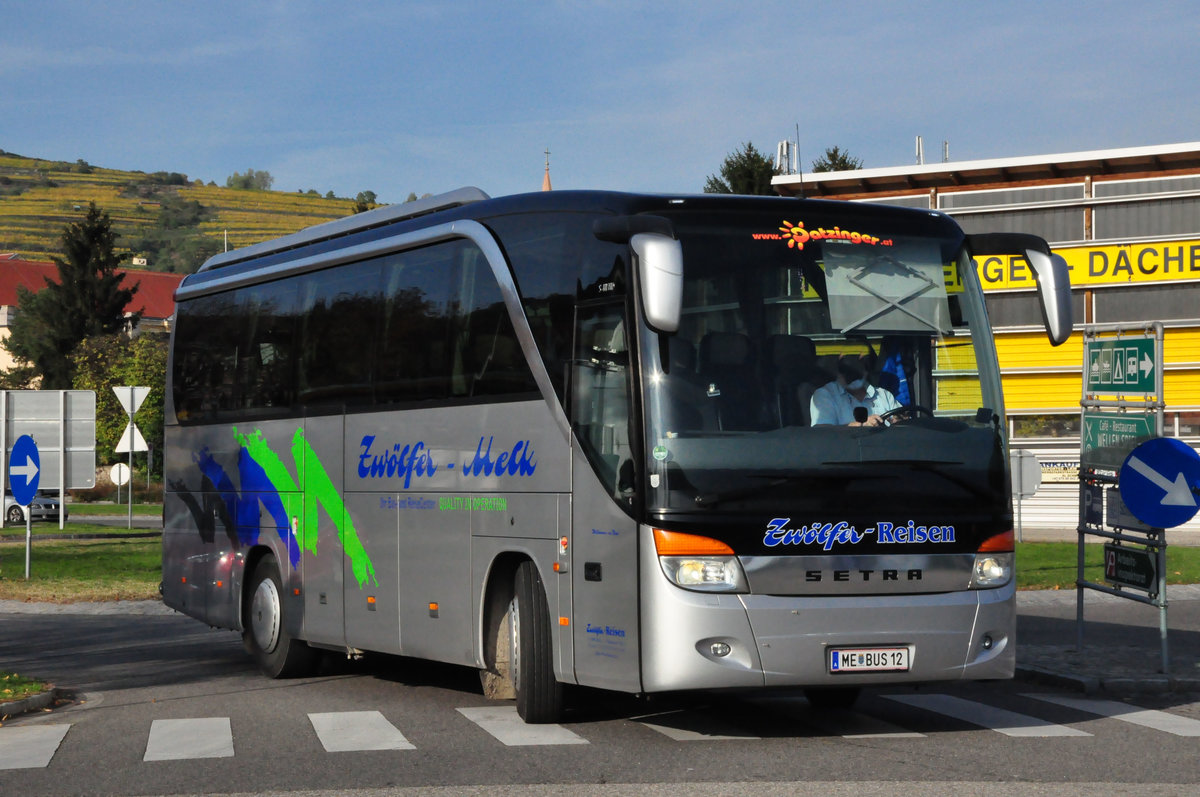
478 550 528 672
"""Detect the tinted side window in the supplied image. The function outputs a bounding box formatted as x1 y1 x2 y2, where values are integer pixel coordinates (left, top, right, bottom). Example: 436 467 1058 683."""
485 212 627 405
172 236 539 424
297 260 381 407
377 244 458 404
451 243 538 398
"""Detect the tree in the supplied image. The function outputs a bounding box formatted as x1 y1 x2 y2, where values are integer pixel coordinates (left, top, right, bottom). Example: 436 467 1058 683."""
811 146 863 173
225 168 274 190
3 203 139 388
351 190 381 214
704 142 779 195
71 334 168 476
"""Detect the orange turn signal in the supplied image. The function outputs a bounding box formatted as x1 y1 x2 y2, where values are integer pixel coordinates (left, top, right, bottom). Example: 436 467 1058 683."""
653 528 735 556
977 530 1014 553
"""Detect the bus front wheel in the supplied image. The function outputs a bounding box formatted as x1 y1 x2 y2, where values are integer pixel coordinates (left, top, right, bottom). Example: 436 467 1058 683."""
244 555 317 678
511 560 563 723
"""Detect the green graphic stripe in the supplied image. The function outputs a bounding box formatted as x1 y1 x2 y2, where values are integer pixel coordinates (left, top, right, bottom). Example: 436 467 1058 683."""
234 426 377 589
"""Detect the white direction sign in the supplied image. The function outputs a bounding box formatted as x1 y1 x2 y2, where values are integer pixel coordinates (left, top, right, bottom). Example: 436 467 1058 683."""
1119 437 1200 528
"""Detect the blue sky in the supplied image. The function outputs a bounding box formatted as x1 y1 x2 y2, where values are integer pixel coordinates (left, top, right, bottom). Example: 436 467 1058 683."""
4 1 1199 203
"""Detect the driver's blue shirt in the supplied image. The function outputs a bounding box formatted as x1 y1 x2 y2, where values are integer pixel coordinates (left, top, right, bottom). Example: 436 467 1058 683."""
809 380 901 426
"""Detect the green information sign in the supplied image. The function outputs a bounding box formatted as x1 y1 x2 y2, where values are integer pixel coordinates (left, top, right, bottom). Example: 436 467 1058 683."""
1085 337 1157 394
1081 411 1156 470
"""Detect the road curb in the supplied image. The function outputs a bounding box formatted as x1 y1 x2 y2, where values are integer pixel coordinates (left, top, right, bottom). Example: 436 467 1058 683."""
1016 663 1200 695
0 687 60 721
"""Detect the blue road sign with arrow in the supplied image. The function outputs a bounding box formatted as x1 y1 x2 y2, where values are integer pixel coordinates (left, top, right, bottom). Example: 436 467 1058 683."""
9 434 41 506
1119 437 1200 528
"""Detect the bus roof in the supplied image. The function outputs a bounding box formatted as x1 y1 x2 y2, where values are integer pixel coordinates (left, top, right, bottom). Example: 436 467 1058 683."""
180 188 955 298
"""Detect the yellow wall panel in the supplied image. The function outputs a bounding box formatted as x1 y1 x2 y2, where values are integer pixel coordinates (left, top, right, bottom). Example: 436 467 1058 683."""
1001 373 1083 412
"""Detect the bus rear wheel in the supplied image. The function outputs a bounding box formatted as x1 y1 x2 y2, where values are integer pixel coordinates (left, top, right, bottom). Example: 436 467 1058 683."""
511 560 563 723
244 555 317 678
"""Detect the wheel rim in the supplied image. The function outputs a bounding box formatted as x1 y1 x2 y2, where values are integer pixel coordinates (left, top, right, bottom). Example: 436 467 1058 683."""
509 595 521 693
8 507 23 523
250 576 282 653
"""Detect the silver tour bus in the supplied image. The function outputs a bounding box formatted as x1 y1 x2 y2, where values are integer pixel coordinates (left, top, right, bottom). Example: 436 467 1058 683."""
162 188 1071 722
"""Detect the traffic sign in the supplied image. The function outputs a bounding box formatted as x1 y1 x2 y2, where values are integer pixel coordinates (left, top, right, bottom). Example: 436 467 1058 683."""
1010 448 1041 498
1081 410 1156 470
113 386 150 453
1118 437 1200 528
1085 336 1157 394
113 386 150 414
9 434 40 506
1104 544 1157 591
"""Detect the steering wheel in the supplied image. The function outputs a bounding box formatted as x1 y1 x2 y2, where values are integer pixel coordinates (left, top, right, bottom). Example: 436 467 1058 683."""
879 405 935 426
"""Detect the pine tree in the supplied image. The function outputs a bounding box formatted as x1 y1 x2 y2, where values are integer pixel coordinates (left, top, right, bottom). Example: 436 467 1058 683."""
704 142 779 195
3 203 140 388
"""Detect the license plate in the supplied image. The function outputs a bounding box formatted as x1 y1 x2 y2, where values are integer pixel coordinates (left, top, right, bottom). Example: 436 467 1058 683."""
828 646 910 673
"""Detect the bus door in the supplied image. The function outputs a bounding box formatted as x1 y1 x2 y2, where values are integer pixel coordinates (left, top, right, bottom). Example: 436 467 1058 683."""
569 301 642 692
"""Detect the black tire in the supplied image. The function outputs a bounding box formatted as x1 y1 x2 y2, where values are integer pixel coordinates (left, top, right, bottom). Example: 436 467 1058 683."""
511 560 563 723
243 555 317 678
7 505 25 524
804 686 861 709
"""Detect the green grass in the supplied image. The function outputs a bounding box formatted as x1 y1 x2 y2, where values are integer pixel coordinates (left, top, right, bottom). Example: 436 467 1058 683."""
1 671 49 704
67 503 160 517
0 537 161 602
1015 541 1200 590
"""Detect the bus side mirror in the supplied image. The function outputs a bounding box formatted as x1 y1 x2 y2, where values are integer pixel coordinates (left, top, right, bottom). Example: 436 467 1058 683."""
1025 249 1072 347
967 233 1073 347
631 232 683 334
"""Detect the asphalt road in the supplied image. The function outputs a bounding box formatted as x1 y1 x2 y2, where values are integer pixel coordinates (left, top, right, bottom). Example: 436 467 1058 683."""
1 596 1199 796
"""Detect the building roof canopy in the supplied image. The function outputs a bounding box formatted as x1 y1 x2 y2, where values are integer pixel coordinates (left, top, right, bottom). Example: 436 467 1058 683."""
772 141 1200 198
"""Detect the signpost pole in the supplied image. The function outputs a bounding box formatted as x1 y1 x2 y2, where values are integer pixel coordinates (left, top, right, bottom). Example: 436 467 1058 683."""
24 508 31 579
127 387 134 531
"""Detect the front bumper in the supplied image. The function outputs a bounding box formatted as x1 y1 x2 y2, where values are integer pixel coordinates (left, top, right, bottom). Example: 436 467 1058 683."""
639 534 1014 692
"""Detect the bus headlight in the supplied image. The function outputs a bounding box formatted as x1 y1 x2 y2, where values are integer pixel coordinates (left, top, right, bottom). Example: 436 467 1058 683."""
653 529 748 593
970 553 1013 589
659 556 748 592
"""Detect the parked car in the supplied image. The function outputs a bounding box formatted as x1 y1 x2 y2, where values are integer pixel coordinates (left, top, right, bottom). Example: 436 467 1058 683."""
3 491 68 524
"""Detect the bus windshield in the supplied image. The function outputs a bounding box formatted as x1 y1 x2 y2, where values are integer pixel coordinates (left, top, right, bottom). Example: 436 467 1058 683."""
640 207 1006 523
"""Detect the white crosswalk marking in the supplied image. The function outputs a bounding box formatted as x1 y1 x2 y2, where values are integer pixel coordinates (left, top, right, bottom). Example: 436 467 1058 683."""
309 710 415 751
633 709 760 741
457 706 588 746
884 694 1092 737
1023 694 1200 737
144 717 234 761
0 724 70 770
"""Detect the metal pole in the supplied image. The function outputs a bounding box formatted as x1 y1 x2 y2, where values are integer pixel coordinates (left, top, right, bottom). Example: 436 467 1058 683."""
24 506 31 580
1076 525 1085 651
59 390 66 531
1158 531 1169 674
127 387 134 531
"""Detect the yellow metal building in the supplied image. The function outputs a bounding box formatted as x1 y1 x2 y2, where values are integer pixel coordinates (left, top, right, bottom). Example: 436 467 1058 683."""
773 142 1200 530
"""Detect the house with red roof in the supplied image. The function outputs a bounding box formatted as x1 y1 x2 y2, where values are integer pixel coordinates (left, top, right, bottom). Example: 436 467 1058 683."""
0 253 183 372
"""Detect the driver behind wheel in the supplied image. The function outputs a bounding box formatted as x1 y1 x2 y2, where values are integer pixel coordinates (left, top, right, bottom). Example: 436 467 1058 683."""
809 353 900 427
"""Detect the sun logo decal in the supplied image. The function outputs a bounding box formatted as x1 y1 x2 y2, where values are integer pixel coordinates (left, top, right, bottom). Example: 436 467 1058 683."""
779 220 809 249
